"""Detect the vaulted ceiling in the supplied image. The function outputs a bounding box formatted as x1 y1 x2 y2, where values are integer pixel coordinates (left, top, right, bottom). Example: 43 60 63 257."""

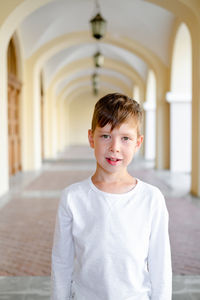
17 0 175 97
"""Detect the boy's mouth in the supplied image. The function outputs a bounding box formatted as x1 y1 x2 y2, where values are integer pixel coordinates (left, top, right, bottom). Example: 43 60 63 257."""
106 157 122 165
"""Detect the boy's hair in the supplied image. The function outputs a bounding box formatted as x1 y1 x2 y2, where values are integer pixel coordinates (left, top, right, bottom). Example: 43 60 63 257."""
91 93 143 135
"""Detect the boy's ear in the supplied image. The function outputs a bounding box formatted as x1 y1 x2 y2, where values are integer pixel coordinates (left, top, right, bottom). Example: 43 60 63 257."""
135 135 143 151
88 129 94 148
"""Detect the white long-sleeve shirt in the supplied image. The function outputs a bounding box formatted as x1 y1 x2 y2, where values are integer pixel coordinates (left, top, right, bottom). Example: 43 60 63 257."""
51 177 172 300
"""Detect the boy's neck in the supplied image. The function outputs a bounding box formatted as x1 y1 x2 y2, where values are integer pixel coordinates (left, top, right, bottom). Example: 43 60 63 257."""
91 169 137 194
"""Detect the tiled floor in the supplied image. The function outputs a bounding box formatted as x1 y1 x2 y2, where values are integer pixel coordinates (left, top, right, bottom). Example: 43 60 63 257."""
0 275 200 300
0 146 200 299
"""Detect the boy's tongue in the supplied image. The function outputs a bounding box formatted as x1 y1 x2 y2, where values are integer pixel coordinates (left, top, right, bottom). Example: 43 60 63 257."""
106 157 121 165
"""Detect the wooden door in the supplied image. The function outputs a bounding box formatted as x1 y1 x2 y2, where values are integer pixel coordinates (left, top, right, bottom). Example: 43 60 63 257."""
40 73 44 160
8 74 21 176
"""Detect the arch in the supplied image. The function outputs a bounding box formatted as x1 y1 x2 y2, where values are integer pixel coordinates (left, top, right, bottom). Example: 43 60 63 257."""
54 68 133 98
48 57 143 100
0 0 53 50
43 56 144 158
58 74 131 103
45 73 131 158
0 0 53 196
166 22 192 173
23 31 168 171
171 23 192 94
148 0 200 197
48 56 144 98
44 42 148 89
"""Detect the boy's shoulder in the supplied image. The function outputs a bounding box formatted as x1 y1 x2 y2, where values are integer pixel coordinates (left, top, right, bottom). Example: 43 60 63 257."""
138 179 165 203
62 176 91 196
139 179 163 195
138 179 167 211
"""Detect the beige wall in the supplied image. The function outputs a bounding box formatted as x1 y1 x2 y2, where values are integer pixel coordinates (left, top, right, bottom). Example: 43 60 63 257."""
68 91 102 145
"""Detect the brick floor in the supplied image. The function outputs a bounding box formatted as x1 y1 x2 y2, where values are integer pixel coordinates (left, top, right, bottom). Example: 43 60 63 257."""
0 150 200 276
25 170 92 191
132 168 200 275
0 197 58 275
167 196 200 275
0 169 92 276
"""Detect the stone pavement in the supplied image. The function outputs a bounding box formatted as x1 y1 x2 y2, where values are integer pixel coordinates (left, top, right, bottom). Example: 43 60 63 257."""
0 275 200 300
0 146 200 299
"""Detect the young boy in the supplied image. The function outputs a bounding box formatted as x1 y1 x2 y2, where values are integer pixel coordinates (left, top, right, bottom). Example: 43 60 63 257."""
51 93 172 300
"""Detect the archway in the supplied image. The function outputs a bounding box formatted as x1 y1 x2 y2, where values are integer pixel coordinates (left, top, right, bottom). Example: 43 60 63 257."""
166 23 192 173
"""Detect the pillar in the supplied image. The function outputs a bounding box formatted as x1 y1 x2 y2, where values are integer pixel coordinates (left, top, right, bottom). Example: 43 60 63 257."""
166 92 191 172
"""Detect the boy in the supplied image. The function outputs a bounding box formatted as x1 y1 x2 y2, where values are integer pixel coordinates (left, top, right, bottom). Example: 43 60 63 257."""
51 93 172 300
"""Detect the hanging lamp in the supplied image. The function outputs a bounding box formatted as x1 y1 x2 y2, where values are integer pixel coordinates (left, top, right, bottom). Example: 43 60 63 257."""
93 51 104 67
90 1 107 39
92 72 99 95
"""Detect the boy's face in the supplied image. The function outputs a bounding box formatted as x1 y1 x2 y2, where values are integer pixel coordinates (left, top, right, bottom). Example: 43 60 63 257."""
88 118 143 176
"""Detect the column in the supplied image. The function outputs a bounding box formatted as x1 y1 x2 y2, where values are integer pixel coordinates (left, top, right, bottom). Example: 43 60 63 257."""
166 92 191 172
143 101 156 161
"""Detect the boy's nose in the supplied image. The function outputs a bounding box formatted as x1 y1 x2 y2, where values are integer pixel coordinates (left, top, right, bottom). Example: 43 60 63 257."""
109 138 120 152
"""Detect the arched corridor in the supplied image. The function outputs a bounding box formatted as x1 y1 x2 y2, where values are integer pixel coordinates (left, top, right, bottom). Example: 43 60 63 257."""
1 0 200 195
1 0 200 298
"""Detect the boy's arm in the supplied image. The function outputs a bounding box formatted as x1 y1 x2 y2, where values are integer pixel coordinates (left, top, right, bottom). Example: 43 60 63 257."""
148 191 172 300
51 189 74 300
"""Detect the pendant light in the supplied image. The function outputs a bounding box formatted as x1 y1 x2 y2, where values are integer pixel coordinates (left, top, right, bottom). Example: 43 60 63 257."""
90 1 107 39
93 51 104 68
92 72 99 95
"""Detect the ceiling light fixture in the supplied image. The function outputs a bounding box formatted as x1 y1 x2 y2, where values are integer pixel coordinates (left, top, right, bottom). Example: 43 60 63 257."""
93 51 104 68
92 72 99 95
90 0 107 40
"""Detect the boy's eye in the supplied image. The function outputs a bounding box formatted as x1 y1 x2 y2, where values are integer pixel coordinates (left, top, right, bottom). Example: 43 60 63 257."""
101 134 110 139
122 136 129 141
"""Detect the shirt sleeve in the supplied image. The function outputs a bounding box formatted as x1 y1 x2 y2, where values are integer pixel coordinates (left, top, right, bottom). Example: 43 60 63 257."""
51 189 74 300
148 190 172 300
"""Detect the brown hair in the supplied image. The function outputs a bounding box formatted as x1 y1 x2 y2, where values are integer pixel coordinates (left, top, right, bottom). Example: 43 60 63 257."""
91 93 143 135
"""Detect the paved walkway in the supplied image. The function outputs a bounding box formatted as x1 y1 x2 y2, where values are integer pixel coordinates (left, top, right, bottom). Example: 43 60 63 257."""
0 275 200 300
0 146 200 299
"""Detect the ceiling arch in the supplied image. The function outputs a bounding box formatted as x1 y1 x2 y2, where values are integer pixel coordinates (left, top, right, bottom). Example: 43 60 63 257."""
0 0 53 50
19 0 175 65
54 68 133 97
45 57 145 107
25 30 168 96
57 73 132 105
17 0 174 107
60 81 123 107
43 42 148 88
2 0 198 92
49 57 143 94
24 31 158 108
